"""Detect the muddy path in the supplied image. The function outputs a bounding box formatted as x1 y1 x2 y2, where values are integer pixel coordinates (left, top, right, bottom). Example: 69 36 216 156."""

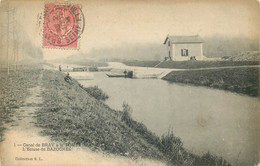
0 69 165 166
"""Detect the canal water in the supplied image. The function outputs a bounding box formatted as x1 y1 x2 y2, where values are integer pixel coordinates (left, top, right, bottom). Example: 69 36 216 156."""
77 72 259 166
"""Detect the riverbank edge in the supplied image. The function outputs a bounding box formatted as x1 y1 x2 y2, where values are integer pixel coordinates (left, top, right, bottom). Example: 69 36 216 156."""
162 67 259 97
35 68 228 166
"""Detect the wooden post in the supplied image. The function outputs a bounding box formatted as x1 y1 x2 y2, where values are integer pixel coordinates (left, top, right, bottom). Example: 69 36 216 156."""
200 43 203 60
12 8 16 72
7 1 10 75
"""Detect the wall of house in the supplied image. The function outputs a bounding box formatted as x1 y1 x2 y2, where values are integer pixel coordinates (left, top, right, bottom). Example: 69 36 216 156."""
173 43 203 61
166 40 173 59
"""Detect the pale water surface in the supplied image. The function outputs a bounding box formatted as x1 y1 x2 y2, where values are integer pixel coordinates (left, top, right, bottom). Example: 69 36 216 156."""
78 72 260 166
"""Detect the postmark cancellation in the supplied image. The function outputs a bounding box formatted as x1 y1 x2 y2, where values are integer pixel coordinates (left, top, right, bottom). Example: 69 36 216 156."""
42 3 85 49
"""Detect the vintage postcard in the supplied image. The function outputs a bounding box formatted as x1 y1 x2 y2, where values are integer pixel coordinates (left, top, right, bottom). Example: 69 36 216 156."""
0 0 259 166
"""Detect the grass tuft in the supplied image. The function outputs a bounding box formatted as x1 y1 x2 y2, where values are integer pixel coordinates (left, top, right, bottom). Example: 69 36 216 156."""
83 86 109 102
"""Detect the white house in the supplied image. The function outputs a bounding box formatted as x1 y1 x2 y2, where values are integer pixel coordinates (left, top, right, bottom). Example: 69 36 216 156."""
163 35 204 61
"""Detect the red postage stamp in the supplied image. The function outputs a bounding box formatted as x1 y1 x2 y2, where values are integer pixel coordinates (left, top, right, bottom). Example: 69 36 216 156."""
43 3 85 49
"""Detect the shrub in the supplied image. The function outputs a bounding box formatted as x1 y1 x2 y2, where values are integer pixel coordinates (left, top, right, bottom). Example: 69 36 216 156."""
121 102 133 126
197 151 227 166
84 86 109 101
160 131 183 155
159 130 192 165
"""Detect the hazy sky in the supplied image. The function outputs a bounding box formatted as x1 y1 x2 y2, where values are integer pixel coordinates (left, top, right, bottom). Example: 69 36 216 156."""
0 0 259 60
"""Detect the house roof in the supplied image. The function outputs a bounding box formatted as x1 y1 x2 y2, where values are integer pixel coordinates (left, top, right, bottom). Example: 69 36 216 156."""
163 35 204 44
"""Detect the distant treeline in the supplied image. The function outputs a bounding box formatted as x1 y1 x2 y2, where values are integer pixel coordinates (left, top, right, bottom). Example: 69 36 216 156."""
203 35 259 58
83 35 259 61
62 54 109 67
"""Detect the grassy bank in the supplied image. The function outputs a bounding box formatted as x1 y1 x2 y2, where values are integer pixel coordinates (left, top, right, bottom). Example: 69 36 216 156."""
0 66 41 141
163 67 259 97
36 69 228 165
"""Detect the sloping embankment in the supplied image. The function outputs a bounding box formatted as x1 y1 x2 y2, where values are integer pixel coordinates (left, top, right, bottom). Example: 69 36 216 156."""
36 70 165 160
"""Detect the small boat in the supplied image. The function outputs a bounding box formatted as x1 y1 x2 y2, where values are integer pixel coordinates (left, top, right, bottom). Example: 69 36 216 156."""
106 73 127 77
106 71 133 78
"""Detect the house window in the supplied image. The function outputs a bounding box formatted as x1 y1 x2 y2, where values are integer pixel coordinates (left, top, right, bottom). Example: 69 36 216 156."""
168 41 171 46
181 49 188 56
